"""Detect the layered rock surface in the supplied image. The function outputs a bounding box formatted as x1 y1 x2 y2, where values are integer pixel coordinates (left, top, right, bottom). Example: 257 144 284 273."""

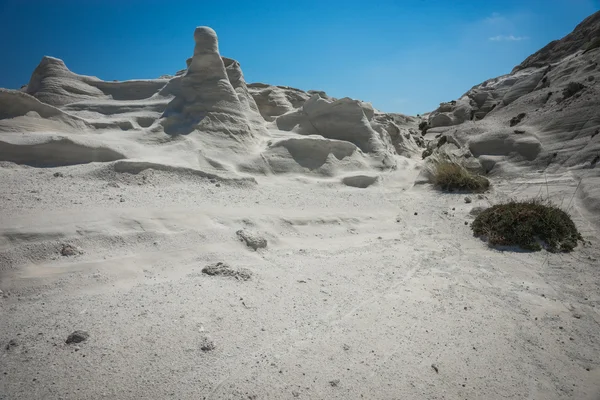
422 10 600 222
1 26 421 179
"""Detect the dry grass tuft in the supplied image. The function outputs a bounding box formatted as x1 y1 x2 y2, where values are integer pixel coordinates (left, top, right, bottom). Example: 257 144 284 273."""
430 161 489 192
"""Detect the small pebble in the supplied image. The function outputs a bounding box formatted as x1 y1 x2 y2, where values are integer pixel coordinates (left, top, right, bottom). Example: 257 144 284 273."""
66 331 89 344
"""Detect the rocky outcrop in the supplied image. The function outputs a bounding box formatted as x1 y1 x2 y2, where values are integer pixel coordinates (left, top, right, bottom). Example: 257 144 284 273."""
275 96 391 154
247 83 312 121
421 10 600 222
25 56 169 107
25 56 107 106
513 11 600 72
2 25 423 178
160 27 265 137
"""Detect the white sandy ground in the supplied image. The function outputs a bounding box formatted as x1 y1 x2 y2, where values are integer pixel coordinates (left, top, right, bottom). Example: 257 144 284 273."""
1 162 599 400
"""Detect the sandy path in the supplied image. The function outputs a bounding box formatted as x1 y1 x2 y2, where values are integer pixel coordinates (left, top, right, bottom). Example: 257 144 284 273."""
1 166 599 399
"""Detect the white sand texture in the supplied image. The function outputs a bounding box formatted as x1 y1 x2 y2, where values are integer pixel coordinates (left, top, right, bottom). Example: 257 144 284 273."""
1 17 600 399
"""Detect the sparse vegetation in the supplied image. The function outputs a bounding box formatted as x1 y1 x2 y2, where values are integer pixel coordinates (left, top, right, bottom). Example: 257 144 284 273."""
472 199 583 252
430 161 489 192
418 120 430 134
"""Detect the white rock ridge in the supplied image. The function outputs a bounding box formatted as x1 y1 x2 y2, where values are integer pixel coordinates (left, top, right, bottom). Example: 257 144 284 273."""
0 25 422 179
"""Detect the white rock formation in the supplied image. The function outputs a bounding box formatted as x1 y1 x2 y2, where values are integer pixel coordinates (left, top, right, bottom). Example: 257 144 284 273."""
422 10 600 222
0 25 422 179
160 27 264 137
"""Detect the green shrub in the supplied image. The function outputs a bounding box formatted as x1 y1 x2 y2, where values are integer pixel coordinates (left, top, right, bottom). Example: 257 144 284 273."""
472 199 582 252
430 161 489 192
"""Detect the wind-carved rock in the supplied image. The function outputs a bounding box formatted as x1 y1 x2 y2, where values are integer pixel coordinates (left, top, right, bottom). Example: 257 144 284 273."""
160 27 264 136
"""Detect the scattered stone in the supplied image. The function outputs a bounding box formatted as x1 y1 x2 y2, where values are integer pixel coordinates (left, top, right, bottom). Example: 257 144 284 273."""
343 344 350 351
464 197 472 204
202 262 252 281
414 212 418 216
53 172 64 177
573 313 582 319
209 179 216 183
514 129 526 134
60 244 81 257
431 364 439 373
477 194 485 200
107 182 120 188
120 198 125 203
66 330 89 344
236 229 267 251
464 221 469 225
200 337 215 352
452 207 455 211
292 391 300 398
509 113 526 127
329 379 340 387
5 339 18 350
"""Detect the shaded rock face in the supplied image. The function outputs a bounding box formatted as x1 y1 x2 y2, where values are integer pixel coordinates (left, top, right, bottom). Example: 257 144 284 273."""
160 27 263 136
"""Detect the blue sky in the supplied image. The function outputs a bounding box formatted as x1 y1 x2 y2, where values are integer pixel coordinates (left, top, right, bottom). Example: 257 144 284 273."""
0 0 598 115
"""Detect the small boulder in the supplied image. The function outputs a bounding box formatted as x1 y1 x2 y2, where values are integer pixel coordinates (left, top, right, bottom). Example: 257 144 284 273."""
202 262 252 281
66 330 89 344
60 244 82 257
465 197 472 204
236 229 267 251
200 336 215 352
5 339 18 350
